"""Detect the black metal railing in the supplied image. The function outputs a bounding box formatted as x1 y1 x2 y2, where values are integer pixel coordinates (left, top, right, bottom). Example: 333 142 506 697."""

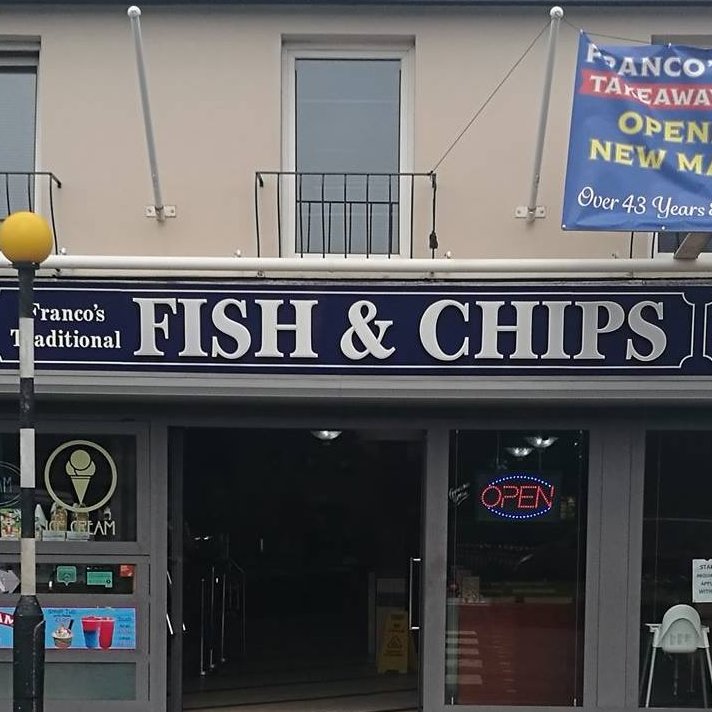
255 171 438 258
0 172 62 254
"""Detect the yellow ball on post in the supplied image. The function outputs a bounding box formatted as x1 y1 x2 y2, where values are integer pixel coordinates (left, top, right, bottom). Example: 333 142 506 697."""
0 211 53 264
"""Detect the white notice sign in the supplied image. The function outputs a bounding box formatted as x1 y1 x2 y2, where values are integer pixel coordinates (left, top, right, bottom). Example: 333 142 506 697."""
692 559 712 602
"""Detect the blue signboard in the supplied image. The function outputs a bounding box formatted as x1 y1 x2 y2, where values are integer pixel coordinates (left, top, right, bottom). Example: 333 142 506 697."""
0 606 136 650
0 279 707 375
563 33 712 231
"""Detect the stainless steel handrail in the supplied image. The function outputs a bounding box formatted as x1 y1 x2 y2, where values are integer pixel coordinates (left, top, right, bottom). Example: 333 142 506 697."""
226 558 247 656
199 577 206 676
196 557 247 676
409 557 422 632
209 565 216 671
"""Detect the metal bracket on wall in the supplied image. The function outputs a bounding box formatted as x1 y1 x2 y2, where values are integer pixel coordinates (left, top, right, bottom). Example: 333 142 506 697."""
514 206 547 219
145 206 177 218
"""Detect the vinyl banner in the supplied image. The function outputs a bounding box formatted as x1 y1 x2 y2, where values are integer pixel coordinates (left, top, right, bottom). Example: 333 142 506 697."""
563 33 712 231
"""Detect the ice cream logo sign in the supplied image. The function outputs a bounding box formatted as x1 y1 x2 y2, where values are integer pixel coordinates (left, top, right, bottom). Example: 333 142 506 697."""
479 474 556 520
44 440 118 538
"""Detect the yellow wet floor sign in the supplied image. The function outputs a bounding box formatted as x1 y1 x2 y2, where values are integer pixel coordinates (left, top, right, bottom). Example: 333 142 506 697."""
377 610 409 674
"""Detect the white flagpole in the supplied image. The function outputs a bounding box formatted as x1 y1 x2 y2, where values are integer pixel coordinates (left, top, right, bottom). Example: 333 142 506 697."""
128 6 166 222
524 6 564 222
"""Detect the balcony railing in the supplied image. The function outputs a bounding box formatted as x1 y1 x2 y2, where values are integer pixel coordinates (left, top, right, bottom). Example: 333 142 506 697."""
0 172 62 254
255 171 438 258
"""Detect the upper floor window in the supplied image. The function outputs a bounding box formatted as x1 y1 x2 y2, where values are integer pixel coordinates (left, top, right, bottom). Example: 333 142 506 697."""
656 232 712 255
0 39 38 219
282 46 413 257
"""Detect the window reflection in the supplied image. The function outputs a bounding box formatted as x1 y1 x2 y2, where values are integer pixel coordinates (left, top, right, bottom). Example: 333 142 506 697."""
446 430 587 706
295 58 401 255
640 432 712 707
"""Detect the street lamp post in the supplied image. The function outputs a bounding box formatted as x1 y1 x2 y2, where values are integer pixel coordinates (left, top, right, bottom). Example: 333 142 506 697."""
0 211 53 712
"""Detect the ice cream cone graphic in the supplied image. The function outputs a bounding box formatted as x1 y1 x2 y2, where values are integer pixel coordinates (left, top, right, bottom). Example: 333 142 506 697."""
65 449 96 506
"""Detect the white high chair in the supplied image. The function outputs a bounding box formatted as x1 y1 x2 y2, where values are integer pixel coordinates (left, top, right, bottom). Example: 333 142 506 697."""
645 604 712 707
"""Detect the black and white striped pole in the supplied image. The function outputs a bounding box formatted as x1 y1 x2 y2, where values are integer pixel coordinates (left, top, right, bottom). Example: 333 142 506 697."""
0 211 53 712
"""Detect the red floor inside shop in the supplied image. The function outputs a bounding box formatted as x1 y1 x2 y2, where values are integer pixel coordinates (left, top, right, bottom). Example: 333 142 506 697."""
450 601 582 706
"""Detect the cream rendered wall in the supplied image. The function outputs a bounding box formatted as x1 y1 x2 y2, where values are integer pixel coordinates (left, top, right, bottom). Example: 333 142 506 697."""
0 4 709 261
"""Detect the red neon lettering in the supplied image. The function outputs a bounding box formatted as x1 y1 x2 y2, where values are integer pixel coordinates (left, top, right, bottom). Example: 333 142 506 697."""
517 485 538 509
480 477 556 515
481 484 502 508
500 485 519 506
0 612 13 627
537 485 555 510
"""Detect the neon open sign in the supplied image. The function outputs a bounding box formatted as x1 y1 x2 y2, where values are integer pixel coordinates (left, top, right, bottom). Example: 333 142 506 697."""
479 474 556 520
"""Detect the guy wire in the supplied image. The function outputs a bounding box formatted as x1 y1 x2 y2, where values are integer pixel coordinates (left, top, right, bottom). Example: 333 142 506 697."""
430 19 550 173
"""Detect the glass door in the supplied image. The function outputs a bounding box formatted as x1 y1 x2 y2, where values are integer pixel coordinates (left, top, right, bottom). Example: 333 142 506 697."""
176 427 423 709
445 430 588 707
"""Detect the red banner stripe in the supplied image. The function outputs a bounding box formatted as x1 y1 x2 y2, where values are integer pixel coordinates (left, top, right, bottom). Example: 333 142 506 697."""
579 69 712 111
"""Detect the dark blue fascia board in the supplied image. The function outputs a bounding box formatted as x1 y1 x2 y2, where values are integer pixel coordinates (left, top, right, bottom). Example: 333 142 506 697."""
2 0 712 6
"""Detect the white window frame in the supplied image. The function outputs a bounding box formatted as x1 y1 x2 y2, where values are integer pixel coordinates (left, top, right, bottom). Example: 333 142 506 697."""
281 43 414 258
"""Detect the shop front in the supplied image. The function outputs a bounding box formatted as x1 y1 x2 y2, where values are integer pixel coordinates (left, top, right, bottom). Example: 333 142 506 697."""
0 278 711 712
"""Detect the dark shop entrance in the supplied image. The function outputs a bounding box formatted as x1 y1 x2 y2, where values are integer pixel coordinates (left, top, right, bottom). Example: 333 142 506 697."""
170 427 423 710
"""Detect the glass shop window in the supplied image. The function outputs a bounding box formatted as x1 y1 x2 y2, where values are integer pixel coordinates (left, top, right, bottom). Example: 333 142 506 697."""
640 432 712 708
446 430 588 706
0 434 137 542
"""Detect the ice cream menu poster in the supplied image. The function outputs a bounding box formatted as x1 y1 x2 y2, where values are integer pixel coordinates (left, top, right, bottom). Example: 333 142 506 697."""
0 607 136 650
